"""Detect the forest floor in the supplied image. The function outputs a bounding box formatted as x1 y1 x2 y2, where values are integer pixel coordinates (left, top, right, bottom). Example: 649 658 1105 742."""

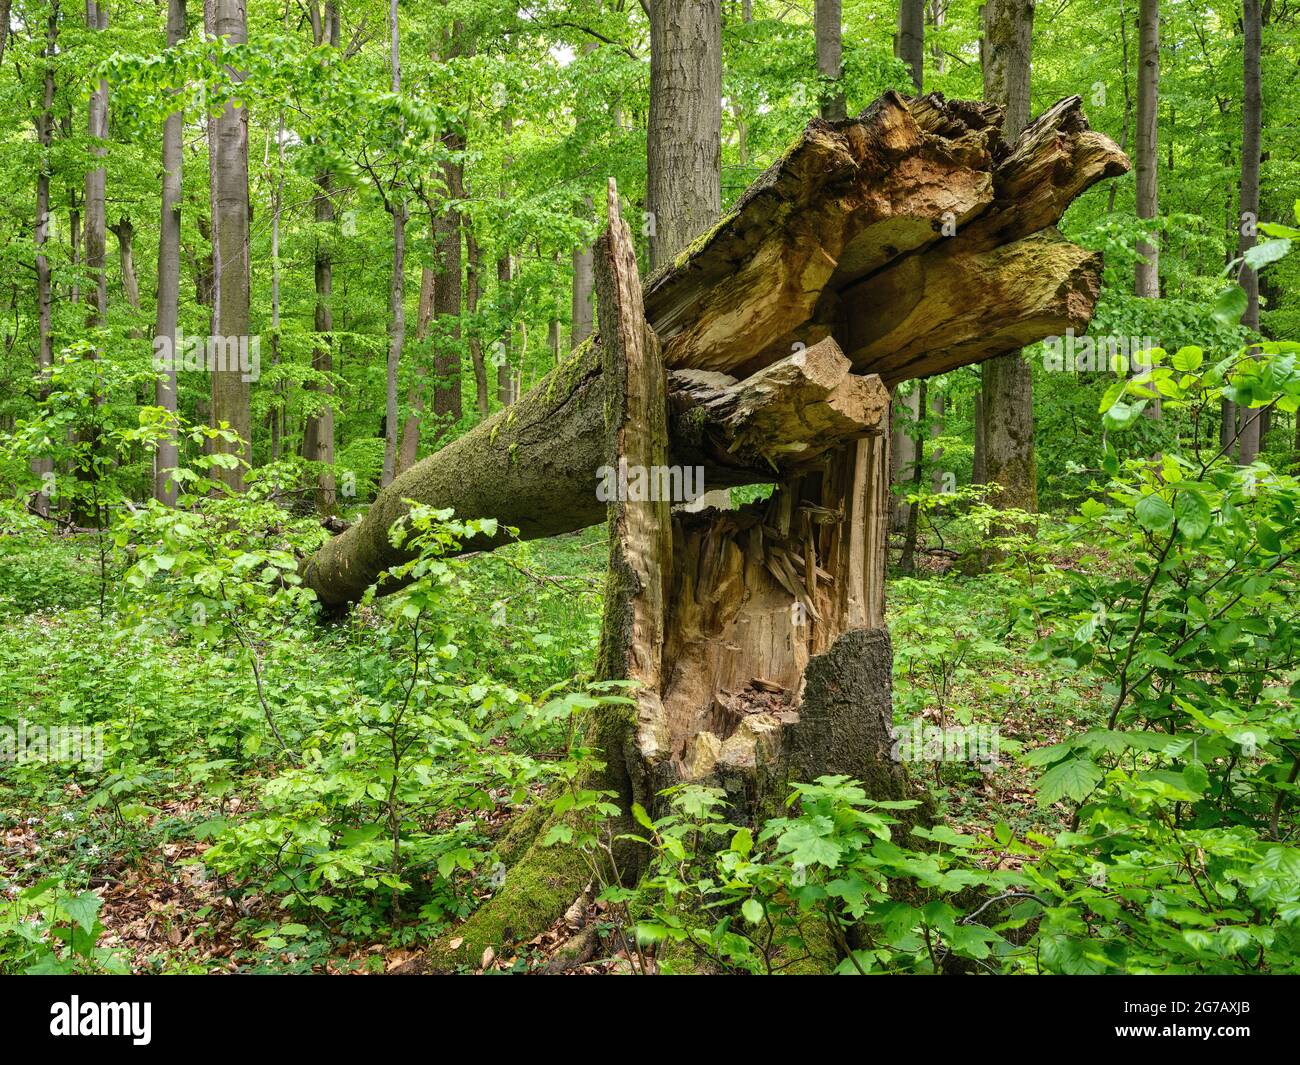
0 523 1101 974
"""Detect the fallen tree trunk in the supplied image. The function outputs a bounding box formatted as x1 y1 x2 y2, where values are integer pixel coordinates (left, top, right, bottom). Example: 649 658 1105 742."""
303 91 1126 608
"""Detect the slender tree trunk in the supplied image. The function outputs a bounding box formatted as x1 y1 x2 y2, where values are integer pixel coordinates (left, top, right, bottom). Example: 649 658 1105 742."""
84 0 108 333
1236 0 1263 463
110 216 140 314
900 378 928 572
398 217 438 472
432 157 463 432
465 225 491 417
208 0 252 491
648 0 731 510
268 120 285 463
815 0 845 119
381 0 407 487
63 112 80 307
153 0 184 504
890 387 920 532
927 0 947 74
1107 1 1132 214
303 1 338 512
495 113 517 407
978 0 1037 514
895 0 925 91
1134 0 1159 298
646 0 722 273
429 17 465 436
571 195 594 348
496 249 515 406
929 390 946 493
0 0 10 68
32 2 58 515
889 0 926 531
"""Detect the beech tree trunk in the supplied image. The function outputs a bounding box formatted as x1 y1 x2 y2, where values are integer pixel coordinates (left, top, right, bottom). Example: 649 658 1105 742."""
465 225 491 417
397 216 439 474
208 0 252 491
895 0 924 91
646 0 722 273
152 0 184 504
31 2 58 516
571 195 595 348
432 150 464 432
979 0 1037 514
890 387 921 533
381 0 406 488
1236 0 1263 464
302 2 338 512
111 216 140 313
1134 0 1160 300
815 0 845 120
84 0 108 332
302 93 1127 608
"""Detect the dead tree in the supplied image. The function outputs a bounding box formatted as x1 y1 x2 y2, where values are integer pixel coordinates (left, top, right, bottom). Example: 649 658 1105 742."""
302 93 1128 966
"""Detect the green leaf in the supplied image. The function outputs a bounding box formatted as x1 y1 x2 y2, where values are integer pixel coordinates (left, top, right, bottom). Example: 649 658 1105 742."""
1171 345 1204 372
1243 238 1291 271
60 892 102 934
1173 489 1212 541
631 803 654 830
741 898 764 924
1036 758 1104 806
1134 493 1174 532
1213 285 1247 326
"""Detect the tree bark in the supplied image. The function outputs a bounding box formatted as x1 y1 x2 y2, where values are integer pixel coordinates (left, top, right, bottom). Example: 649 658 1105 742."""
815 0 846 119
381 0 406 488
302 2 338 512
1134 0 1160 299
267 121 285 462
646 0 722 273
397 216 439 474
895 0 925 91
1236 0 1263 464
431 155 464 432
84 0 109 333
571 195 595 349
890 387 920 532
900 377 927 571
465 224 491 417
979 0 1037 514
31 1 58 516
208 0 252 491
110 216 140 313
496 249 516 406
152 0 184 504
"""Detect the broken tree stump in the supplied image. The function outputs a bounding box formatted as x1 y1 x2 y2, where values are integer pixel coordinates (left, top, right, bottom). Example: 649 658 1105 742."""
337 92 1129 970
